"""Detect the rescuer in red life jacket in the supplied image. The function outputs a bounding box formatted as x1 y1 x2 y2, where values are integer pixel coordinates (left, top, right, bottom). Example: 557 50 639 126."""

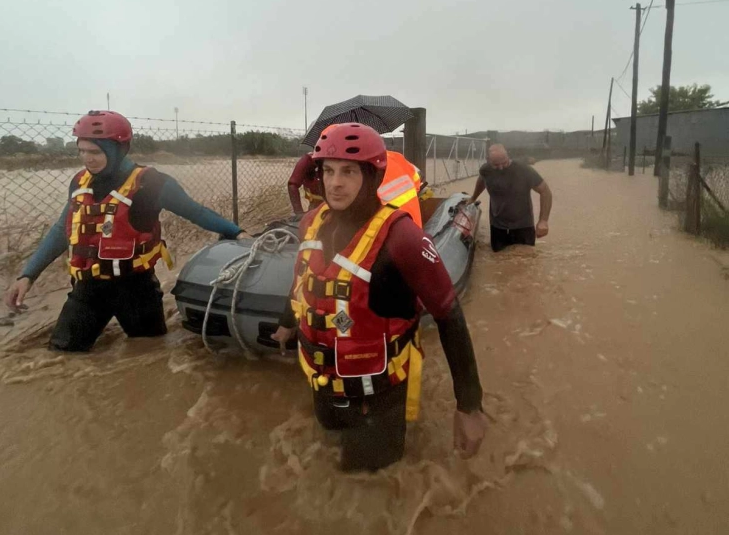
271 123 488 471
3 110 247 352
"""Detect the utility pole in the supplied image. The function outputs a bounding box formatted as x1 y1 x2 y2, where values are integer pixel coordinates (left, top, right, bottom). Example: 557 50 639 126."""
601 78 614 163
606 104 612 170
107 92 110 111
303 87 308 131
654 0 675 176
629 3 643 176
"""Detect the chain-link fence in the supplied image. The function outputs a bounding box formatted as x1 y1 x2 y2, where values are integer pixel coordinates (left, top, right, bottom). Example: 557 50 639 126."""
659 143 729 247
0 109 307 279
425 134 488 186
382 133 488 187
1 109 502 284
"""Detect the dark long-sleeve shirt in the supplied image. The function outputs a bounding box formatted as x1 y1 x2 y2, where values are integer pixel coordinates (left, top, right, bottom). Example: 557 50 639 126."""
281 211 483 412
21 166 242 281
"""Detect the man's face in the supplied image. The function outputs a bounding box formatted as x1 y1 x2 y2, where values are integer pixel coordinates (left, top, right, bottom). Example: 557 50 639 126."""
77 139 107 174
488 150 511 171
322 159 363 211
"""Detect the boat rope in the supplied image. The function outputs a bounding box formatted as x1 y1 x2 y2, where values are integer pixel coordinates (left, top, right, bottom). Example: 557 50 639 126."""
201 228 300 355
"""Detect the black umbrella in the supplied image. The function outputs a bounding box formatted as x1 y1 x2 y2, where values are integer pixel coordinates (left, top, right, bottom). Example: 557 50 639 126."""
301 95 414 147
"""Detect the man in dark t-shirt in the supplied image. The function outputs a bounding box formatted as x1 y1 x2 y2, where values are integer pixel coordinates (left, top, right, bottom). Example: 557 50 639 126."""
469 144 553 252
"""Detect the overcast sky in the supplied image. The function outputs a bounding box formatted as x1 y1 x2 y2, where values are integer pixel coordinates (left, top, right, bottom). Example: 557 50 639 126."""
2 0 728 134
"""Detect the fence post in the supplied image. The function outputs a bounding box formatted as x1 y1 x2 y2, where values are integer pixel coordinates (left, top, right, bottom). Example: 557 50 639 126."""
432 135 437 185
623 146 627 170
658 135 671 209
642 146 646 174
230 120 239 225
455 137 460 180
404 107 427 180
684 142 701 235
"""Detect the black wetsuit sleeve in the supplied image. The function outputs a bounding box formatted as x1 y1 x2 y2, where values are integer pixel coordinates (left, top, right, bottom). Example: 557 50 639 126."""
436 301 484 413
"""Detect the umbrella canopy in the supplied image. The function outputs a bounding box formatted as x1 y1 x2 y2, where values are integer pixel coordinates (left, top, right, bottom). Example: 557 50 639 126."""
301 95 413 148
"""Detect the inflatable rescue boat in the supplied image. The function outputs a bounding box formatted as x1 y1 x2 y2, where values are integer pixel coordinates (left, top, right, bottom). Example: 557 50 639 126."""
171 193 481 354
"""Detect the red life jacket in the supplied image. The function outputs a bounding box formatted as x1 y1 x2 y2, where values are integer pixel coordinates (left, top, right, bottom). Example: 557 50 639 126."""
65 167 173 281
291 204 424 421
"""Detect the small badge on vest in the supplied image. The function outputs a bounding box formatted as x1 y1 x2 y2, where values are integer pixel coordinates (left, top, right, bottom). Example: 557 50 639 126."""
332 310 354 334
101 220 114 238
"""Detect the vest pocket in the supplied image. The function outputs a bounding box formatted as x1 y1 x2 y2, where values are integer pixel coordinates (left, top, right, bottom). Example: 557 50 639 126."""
334 335 388 378
98 238 136 260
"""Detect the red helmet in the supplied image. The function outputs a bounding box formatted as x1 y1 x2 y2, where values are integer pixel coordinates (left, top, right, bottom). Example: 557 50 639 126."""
320 124 339 136
73 110 133 143
312 123 387 170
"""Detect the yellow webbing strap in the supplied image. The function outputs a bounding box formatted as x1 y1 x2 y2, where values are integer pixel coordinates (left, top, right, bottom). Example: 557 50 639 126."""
298 348 319 391
305 189 324 202
405 342 424 422
159 242 174 269
332 206 397 285
132 241 171 271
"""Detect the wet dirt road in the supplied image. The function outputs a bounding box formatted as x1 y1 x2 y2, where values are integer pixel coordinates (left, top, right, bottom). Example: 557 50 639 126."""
1 159 728 534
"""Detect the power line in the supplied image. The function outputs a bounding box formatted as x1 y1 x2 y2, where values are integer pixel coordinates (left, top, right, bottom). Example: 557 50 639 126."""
616 0 655 83
650 0 729 7
614 78 633 100
640 0 656 33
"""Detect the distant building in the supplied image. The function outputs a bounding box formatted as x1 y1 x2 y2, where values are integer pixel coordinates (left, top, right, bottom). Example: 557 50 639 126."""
612 107 729 156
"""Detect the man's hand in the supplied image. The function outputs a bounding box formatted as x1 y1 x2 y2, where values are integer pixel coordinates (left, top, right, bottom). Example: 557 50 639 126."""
236 230 252 240
4 277 32 313
453 409 488 459
536 220 549 238
271 325 296 355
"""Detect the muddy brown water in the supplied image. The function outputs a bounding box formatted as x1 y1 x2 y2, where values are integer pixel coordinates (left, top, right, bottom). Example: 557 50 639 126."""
1 159 728 535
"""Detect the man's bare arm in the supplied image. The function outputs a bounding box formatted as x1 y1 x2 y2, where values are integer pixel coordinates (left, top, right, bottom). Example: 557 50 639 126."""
534 181 552 223
470 177 487 203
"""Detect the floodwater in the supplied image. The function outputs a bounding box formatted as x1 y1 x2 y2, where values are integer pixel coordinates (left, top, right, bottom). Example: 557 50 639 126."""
1 159 728 534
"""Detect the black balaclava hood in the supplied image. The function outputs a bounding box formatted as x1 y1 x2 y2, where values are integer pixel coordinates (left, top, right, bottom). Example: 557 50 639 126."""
89 139 127 181
81 139 133 200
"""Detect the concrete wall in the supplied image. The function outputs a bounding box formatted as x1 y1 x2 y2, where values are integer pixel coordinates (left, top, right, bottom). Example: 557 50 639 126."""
613 107 729 156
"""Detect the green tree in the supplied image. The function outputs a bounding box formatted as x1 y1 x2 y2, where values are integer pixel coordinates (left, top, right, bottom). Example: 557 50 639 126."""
0 135 38 155
130 134 158 154
638 84 728 115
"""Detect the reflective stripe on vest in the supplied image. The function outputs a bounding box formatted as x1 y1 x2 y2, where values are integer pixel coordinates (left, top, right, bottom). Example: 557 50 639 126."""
70 187 93 197
298 240 323 251
377 174 416 203
332 254 371 282
110 190 133 207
